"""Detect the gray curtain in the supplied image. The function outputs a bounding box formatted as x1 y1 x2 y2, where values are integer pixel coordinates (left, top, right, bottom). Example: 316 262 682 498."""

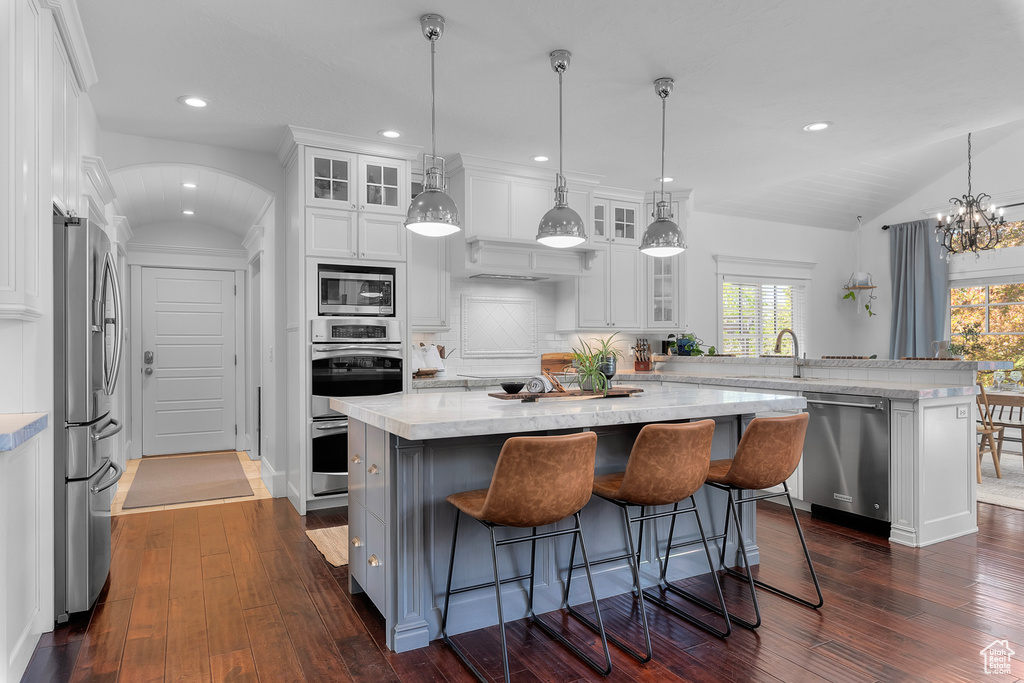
888 219 949 359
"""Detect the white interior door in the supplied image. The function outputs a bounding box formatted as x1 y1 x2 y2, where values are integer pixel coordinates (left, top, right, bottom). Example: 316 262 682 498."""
141 267 237 455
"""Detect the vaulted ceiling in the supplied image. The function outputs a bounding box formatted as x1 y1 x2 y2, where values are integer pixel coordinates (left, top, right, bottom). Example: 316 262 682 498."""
79 1 1024 231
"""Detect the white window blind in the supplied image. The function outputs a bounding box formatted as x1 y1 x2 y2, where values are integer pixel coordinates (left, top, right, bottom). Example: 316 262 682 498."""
721 277 806 357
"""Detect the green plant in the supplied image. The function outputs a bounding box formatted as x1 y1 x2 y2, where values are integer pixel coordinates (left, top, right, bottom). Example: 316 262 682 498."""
570 337 610 395
948 322 984 358
843 288 877 317
677 332 717 356
590 331 625 361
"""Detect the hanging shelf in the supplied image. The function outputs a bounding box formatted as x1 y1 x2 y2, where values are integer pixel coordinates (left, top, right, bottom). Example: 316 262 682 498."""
843 285 876 290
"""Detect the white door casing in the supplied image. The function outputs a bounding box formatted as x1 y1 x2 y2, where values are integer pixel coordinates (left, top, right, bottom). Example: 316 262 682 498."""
141 267 237 455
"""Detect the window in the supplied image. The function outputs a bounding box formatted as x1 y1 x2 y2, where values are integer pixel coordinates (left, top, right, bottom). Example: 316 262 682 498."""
950 281 1024 367
721 278 806 357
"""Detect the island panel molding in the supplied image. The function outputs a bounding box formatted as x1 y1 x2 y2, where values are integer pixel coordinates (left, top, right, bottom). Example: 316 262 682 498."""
461 295 537 358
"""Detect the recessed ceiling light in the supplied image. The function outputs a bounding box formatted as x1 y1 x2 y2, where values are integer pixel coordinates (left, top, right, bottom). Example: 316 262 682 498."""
657 176 674 183
181 182 197 189
803 121 831 132
532 155 549 162
177 96 209 108
378 129 401 138
182 210 195 215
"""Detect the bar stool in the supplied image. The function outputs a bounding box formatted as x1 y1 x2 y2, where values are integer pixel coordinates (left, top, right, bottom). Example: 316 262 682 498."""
565 420 730 663
696 412 821 629
440 431 611 683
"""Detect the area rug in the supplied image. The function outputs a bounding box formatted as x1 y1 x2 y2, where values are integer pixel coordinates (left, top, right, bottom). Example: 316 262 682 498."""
978 448 1024 511
306 526 349 567
122 452 254 509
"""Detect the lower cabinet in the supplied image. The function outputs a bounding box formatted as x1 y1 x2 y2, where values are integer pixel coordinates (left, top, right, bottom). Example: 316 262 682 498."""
347 421 388 616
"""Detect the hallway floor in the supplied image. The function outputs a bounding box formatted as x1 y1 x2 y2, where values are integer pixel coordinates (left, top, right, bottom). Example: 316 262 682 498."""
21 500 1024 681
111 451 272 515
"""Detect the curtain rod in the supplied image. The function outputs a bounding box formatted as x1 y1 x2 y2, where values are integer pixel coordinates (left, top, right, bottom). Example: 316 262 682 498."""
881 201 1024 230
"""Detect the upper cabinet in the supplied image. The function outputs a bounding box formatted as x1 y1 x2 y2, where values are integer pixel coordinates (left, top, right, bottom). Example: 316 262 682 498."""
302 146 411 262
591 190 643 247
641 195 689 329
51 29 80 217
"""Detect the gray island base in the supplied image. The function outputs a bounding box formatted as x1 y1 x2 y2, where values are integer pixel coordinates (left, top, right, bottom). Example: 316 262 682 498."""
334 386 806 653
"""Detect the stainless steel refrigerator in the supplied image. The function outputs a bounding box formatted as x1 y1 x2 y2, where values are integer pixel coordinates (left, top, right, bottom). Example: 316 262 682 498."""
53 215 125 622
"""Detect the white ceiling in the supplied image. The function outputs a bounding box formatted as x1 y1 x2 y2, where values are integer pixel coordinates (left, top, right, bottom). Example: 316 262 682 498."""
79 0 1024 231
110 165 271 234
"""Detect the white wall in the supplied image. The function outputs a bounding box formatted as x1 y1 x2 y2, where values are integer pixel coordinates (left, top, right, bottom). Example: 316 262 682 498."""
683 210 861 357
130 222 244 250
99 131 287 483
854 126 1024 357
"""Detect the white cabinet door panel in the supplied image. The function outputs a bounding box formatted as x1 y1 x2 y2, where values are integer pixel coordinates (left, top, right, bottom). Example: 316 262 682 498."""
306 208 357 258
577 249 608 329
608 245 641 328
358 214 405 262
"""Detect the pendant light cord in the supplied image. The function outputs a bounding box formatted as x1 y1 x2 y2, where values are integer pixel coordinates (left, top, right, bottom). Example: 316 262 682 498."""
660 95 666 201
967 132 972 198
558 70 564 180
430 39 437 161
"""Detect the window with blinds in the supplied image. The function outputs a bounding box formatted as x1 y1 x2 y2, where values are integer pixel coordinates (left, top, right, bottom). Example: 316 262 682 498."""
721 278 806 357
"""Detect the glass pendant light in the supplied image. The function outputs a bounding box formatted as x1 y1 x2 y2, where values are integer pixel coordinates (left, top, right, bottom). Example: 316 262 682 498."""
405 14 461 237
536 50 586 248
640 78 684 257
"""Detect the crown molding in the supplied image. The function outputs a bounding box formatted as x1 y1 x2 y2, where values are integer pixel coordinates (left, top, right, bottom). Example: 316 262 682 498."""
110 215 133 245
278 125 422 166
242 225 264 255
82 156 115 205
39 0 98 91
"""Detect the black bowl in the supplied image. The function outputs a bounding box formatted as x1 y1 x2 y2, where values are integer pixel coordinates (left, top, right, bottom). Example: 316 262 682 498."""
501 381 525 394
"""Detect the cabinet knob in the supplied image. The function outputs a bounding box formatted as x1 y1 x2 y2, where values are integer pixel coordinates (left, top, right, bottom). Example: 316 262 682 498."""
351 536 363 547
351 454 361 464
367 464 380 475
368 554 380 567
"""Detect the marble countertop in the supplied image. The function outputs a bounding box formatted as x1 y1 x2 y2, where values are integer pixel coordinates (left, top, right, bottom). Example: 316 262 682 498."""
0 413 49 451
412 370 979 399
334 385 806 441
653 355 1011 371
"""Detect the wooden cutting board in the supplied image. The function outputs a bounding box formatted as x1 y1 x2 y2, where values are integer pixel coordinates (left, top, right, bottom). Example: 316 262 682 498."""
488 386 644 403
541 353 575 374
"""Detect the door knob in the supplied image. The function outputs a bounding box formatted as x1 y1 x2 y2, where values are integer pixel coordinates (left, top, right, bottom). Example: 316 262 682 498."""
144 367 153 375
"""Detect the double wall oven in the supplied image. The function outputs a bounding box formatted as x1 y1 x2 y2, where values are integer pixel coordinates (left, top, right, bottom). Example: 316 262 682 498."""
310 316 402 496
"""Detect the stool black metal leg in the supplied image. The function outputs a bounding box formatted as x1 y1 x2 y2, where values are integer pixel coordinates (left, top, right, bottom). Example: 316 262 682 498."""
441 511 491 683
563 523 579 609
529 513 612 676
660 502 680 583
721 489 762 629
489 525 511 683
642 498 732 638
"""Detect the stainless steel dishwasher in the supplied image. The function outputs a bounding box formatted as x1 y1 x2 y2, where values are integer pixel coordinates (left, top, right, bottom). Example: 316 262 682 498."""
802 392 890 522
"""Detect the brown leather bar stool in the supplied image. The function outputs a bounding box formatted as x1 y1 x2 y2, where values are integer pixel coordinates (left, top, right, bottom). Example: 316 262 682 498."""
697 412 822 629
564 420 730 663
440 431 611 683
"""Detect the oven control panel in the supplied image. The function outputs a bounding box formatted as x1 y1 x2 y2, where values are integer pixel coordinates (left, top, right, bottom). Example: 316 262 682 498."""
310 317 402 344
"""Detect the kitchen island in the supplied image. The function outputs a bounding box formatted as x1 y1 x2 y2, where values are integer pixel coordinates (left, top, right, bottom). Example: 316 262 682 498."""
333 385 806 653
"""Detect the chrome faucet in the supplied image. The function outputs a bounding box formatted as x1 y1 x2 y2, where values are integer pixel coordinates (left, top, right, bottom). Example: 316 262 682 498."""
774 328 801 377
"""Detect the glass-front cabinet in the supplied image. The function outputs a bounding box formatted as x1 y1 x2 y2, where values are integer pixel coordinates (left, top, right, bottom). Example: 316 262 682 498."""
591 192 643 246
647 254 681 328
307 150 407 217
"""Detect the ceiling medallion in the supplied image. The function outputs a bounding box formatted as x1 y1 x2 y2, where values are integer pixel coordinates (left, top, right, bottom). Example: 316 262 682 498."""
935 133 1005 261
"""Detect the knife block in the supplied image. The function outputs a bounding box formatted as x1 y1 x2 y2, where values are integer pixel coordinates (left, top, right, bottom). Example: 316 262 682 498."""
634 360 652 372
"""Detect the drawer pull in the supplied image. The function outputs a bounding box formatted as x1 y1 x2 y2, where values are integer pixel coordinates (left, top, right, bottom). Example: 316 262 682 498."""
367 464 380 475
351 536 362 548
368 554 380 567
351 454 362 464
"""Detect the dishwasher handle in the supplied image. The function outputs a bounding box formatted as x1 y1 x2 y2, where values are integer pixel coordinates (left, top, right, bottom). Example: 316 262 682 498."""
807 398 884 411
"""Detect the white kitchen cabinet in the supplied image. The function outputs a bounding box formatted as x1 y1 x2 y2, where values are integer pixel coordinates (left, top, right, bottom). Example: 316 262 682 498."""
566 243 641 330
304 207 406 262
645 253 682 328
51 27 81 217
347 420 389 616
357 155 407 217
591 196 641 246
408 231 449 330
358 213 406 261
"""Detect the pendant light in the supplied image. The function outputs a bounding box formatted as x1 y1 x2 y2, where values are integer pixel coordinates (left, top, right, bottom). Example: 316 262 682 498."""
536 50 586 248
640 78 684 257
405 14 461 237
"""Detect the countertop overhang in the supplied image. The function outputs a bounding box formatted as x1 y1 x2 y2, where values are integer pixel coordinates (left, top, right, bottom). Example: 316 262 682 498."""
334 385 806 441
0 412 49 451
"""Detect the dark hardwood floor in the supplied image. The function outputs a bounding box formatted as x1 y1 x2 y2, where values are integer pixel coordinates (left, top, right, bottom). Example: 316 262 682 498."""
22 499 1024 682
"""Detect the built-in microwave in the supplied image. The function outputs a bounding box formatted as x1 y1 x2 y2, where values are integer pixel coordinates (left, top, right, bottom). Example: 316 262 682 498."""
318 264 394 317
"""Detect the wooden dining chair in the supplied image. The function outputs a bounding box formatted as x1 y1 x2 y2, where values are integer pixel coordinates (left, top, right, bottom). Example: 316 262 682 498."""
988 396 1024 460
976 383 1004 484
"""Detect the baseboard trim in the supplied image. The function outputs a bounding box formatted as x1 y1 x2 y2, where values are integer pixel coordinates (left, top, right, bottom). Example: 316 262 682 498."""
261 456 285 497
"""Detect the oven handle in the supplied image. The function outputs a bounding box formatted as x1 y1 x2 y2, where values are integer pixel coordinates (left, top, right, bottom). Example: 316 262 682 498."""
314 421 349 431
312 344 403 355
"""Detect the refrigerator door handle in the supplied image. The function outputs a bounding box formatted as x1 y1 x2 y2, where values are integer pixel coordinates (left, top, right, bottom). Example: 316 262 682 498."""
91 459 124 494
102 252 124 396
91 418 123 442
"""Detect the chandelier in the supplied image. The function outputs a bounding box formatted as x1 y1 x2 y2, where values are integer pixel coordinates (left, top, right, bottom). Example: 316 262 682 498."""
935 133 1005 261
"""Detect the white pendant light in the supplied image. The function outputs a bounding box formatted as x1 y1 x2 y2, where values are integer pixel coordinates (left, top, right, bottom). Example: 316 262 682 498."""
640 78 684 257
405 14 461 237
536 50 586 248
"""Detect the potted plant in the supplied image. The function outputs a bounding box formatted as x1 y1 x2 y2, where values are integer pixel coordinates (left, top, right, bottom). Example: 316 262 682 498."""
570 334 624 395
842 288 877 317
677 332 717 356
590 331 625 380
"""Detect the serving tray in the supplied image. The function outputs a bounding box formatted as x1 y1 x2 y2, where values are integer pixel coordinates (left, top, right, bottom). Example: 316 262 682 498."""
488 386 645 403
